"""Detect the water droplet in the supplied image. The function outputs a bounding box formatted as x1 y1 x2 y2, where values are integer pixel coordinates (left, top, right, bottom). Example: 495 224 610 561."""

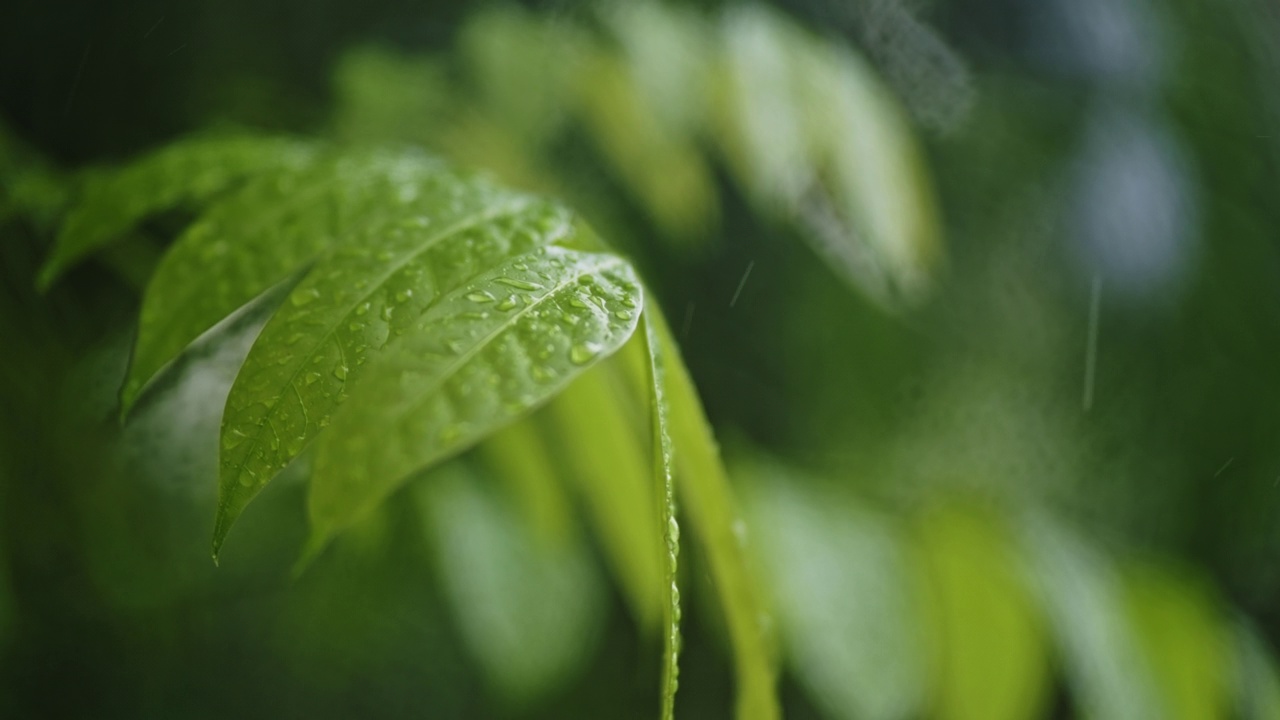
348 321 364 332
290 287 320 307
381 306 394 321
286 333 305 345
395 289 413 303
305 372 321 385
467 291 495 304
615 310 632 321
497 295 519 311
569 297 590 309
333 365 348 381
355 302 370 316
570 343 600 365
621 296 637 308
667 518 680 543
496 277 541 291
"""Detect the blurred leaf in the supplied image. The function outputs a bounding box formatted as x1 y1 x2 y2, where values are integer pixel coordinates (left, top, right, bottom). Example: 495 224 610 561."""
913 508 1049 720
1232 619 1280 720
331 47 453 146
654 311 780 720
214 171 576 556
0 119 69 230
1124 565 1230 720
575 49 720 243
475 415 574 547
1021 517 1162 720
328 1 946 308
742 458 926 720
39 134 313 289
415 459 605 704
458 6 587 148
542 336 664 630
643 313 682 720
307 246 642 556
714 4 941 307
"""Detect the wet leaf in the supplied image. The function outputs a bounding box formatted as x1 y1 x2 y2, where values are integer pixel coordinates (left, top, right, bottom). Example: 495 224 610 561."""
306 246 641 555
642 313 682 720
39 134 313 288
123 150 467 414
213 179 574 556
652 310 780 720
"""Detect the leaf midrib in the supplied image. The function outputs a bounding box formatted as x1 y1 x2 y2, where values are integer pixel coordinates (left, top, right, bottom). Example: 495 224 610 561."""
389 251 626 431
223 197 536 487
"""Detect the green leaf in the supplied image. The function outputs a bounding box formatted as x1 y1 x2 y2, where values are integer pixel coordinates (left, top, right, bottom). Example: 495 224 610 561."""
651 310 780 720
212 177 573 556
540 336 664 629
1021 516 1162 720
38 134 313 289
741 458 925 720
1124 565 1231 720
1232 619 1280 720
575 50 720 243
414 459 605 703
475 416 576 546
121 150 463 415
714 4 941 306
642 313 682 720
306 246 642 556
913 508 1049 720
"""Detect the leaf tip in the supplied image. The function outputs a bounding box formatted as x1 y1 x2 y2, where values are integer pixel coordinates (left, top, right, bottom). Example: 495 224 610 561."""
35 259 62 292
292 532 331 579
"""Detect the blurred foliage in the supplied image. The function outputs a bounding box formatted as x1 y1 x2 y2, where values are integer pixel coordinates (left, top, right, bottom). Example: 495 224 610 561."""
330 1 941 308
3 0 1280 718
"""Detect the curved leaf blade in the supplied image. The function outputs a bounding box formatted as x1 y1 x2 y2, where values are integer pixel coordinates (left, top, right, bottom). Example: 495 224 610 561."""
540 342 664 630
39 134 313 289
121 150 461 414
307 246 642 554
643 313 682 720
651 309 780 720
213 189 574 556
